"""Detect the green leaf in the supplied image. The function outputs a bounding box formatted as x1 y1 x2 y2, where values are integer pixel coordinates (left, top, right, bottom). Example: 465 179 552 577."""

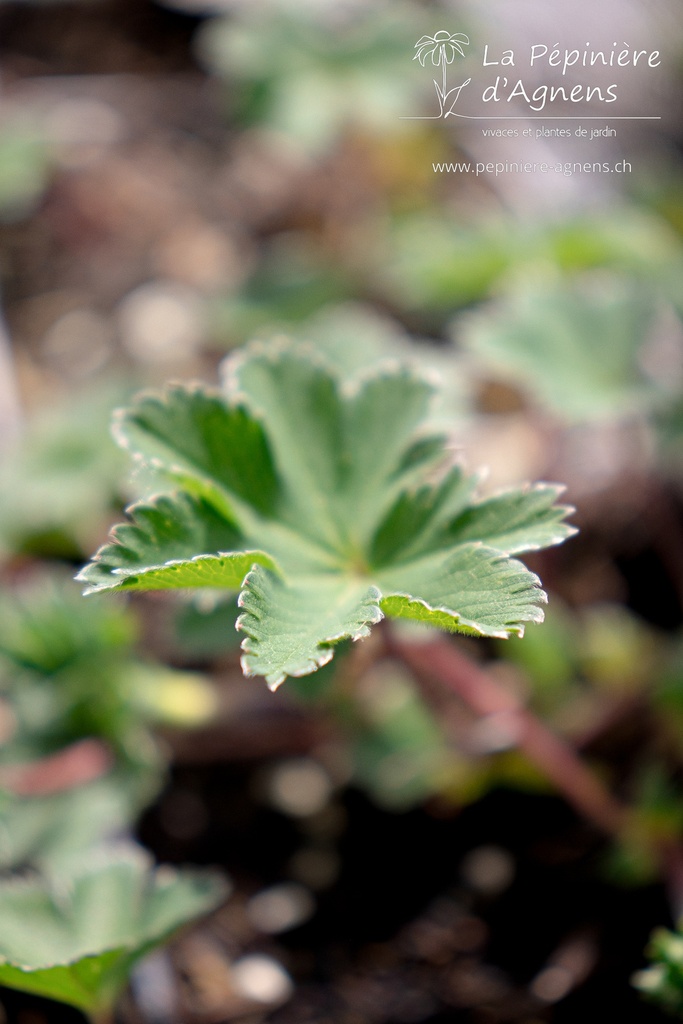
231 345 437 549
226 343 348 550
196 5 429 156
80 341 575 687
291 302 471 431
441 483 575 555
77 493 275 595
0 781 134 873
633 926 683 1015
0 574 135 676
370 477 573 567
369 465 478 567
0 948 128 1015
0 382 129 561
116 386 280 518
0 844 228 1015
460 277 662 420
378 545 546 639
237 565 383 689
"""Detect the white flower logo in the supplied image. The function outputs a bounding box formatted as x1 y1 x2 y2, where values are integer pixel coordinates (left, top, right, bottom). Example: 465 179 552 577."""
413 30 471 117
413 30 470 66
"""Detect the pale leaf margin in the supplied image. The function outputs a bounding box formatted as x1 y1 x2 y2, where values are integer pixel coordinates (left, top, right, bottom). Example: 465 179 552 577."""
78 550 279 595
236 565 384 691
377 544 548 640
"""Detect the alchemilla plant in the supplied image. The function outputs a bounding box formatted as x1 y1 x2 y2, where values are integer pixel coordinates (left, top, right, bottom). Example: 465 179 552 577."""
0 844 227 1022
79 340 575 689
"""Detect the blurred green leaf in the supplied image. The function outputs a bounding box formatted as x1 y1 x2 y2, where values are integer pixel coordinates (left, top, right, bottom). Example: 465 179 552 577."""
460 277 663 420
579 604 657 691
0 575 212 809
379 208 683 316
0 844 228 1016
634 926 683 1015
0 385 130 559
0 126 50 221
0 575 135 678
292 302 470 429
351 663 452 809
379 216 511 312
0 779 136 872
495 604 577 695
197 3 431 154
209 235 354 346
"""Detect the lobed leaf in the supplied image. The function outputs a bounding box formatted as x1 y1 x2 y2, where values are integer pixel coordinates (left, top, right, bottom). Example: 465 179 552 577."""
0 844 227 1014
225 344 439 553
80 341 576 687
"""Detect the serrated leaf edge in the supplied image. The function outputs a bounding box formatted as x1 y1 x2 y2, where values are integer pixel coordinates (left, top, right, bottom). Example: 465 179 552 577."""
381 594 545 639
236 568 384 691
220 335 441 411
0 945 129 974
104 550 276 588
469 480 578 553
111 385 264 528
111 379 224 457
76 485 278 594
381 546 548 640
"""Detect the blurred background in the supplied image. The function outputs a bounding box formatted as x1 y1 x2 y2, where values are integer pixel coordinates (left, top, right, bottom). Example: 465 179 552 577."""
2 0 683 1021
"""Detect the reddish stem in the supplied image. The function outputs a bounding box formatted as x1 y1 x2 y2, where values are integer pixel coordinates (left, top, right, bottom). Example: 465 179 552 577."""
0 738 113 796
387 630 627 836
382 628 683 916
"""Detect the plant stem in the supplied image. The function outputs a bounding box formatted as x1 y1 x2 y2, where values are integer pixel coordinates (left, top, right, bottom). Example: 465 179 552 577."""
386 628 683 917
386 628 627 836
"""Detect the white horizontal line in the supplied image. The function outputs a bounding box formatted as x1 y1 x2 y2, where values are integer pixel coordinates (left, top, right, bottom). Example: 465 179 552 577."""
401 114 661 120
